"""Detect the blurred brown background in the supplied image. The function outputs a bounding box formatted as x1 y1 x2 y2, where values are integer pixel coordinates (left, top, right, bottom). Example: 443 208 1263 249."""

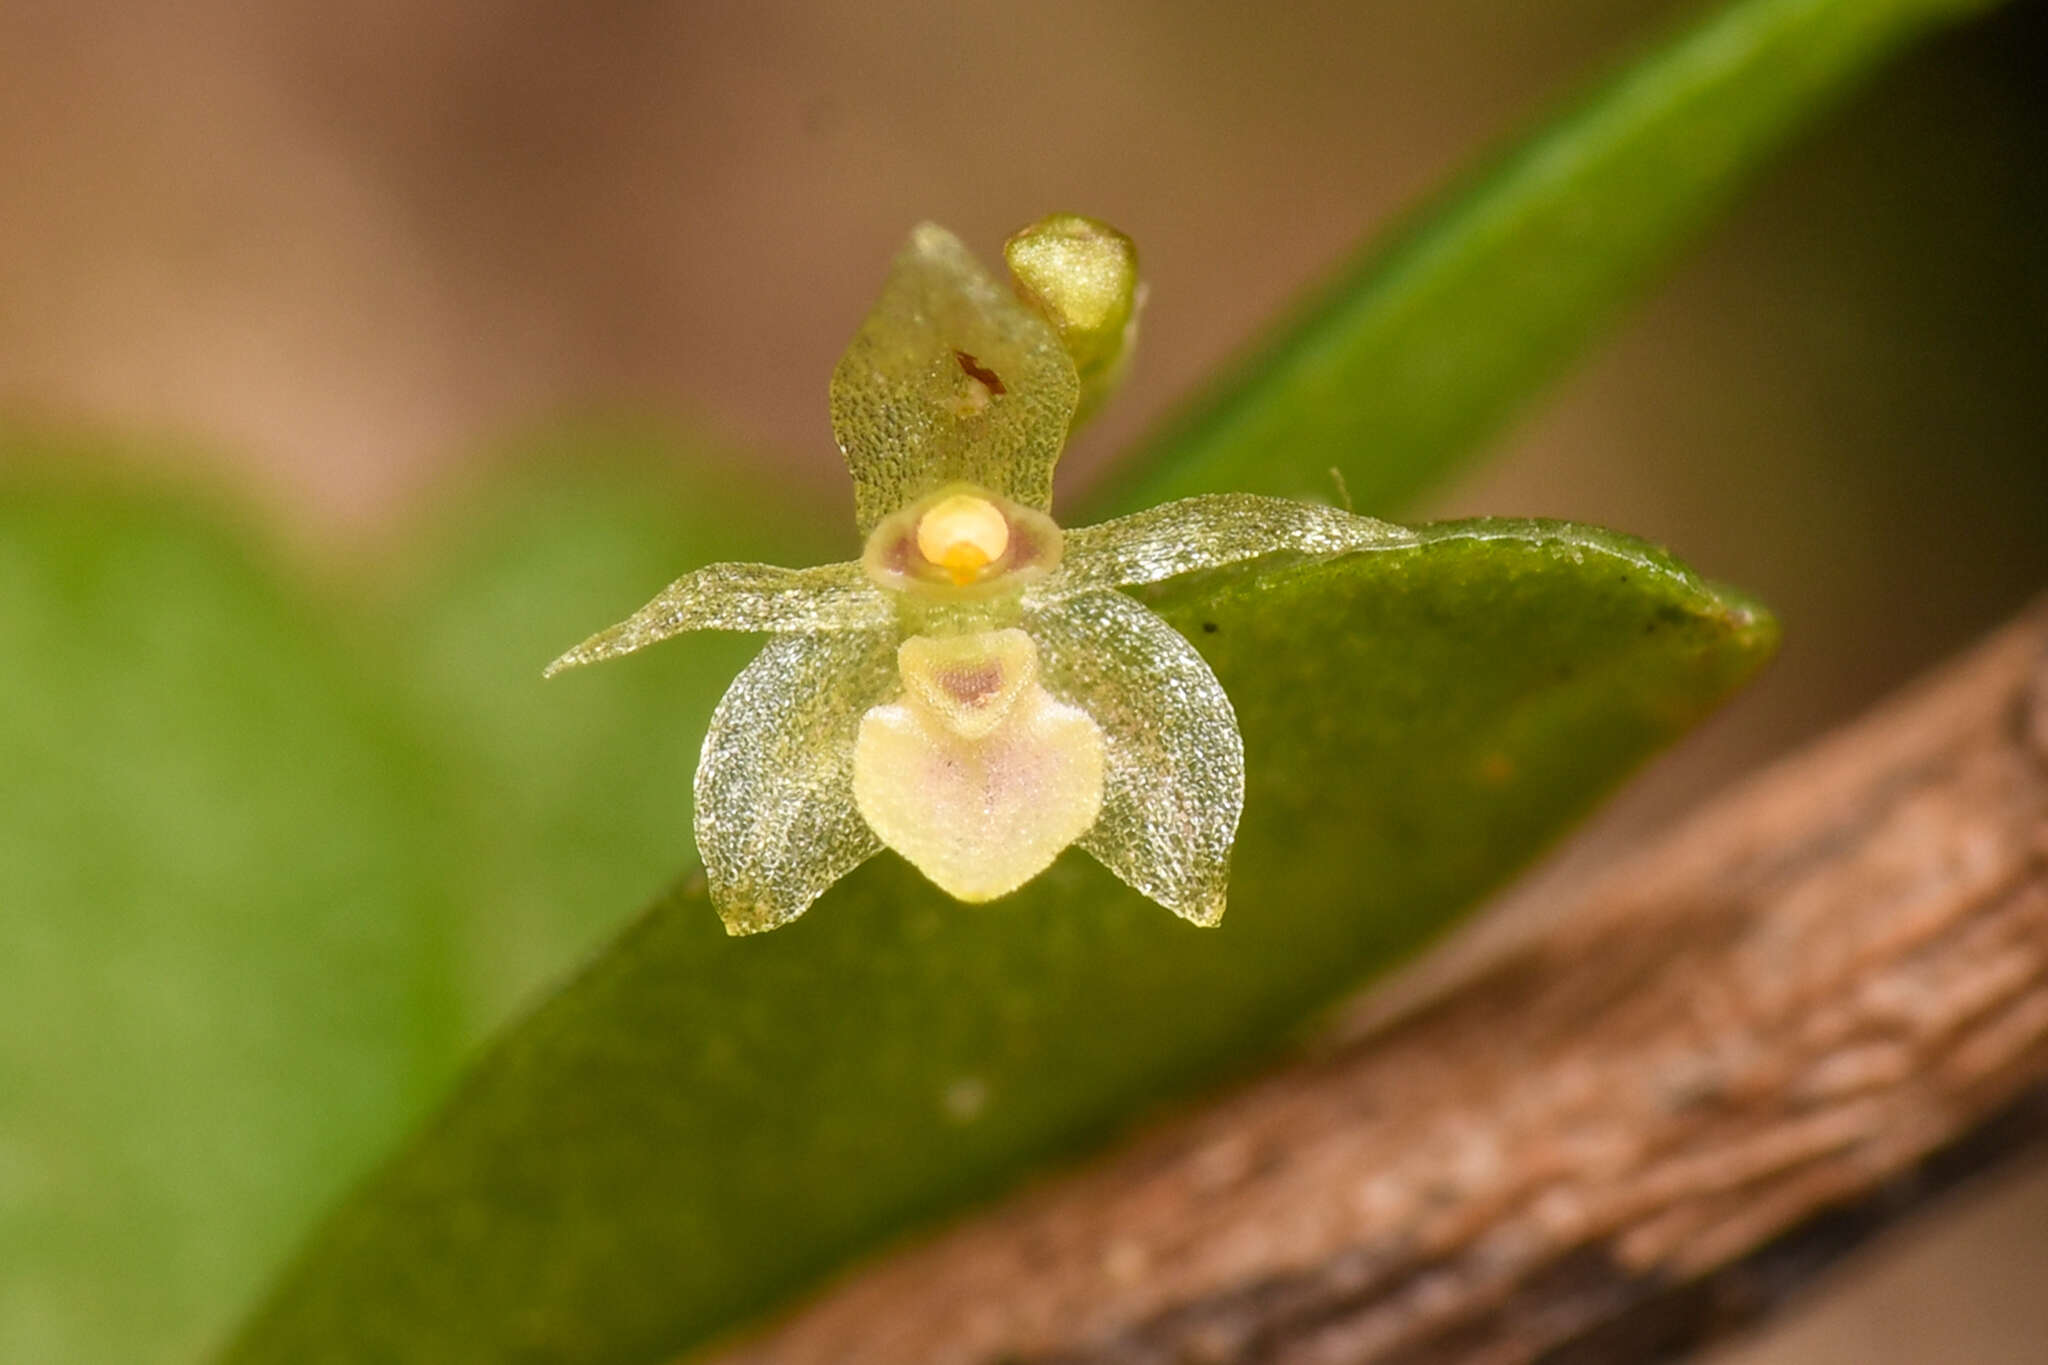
4 0 2045 1359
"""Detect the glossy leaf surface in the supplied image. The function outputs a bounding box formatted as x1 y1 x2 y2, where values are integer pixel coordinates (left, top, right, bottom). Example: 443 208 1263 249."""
225 520 1776 1365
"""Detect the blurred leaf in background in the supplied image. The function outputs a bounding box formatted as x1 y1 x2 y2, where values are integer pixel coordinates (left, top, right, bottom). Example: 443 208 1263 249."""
0 461 459 1365
1093 0 2008 517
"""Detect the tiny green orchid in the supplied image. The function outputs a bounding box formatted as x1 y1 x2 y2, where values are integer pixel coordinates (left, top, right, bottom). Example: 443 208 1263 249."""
546 215 1414 934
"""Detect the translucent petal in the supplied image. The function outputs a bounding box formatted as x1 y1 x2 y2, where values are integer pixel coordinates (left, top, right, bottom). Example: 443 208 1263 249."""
1027 591 1243 925
694 629 899 934
830 223 1081 533
543 561 890 676
1038 494 1418 600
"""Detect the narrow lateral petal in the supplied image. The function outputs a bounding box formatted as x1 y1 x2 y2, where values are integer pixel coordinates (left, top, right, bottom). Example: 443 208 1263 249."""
1028 591 1243 925
694 630 898 934
543 561 890 676
831 223 1080 533
1041 494 1416 599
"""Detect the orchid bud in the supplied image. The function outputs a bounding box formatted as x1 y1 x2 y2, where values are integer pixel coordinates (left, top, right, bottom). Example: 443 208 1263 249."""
1004 213 1142 424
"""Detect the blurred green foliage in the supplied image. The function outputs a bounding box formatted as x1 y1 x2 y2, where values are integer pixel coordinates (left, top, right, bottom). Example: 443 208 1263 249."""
0 0 2015 1361
0 475 457 1365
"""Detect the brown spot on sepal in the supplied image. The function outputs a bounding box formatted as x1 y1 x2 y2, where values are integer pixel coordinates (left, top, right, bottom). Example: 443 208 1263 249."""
954 351 1007 394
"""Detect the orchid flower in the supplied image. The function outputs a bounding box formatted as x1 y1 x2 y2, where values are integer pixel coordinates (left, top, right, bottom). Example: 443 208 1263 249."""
546 215 1410 934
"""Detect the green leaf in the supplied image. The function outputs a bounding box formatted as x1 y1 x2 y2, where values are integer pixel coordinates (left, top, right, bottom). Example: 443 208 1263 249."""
0 473 461 1365
224 520 1776 1365
1092 0 2007 518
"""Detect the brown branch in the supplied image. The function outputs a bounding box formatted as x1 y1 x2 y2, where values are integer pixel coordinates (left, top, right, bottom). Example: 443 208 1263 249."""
717 602 2048 1365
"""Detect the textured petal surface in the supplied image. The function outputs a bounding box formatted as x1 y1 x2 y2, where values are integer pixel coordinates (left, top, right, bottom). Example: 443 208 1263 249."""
694 630 898 934
854 681 1104 904
1028 591 1243 924
544 561 888 675
830 223 1080 532
1041 494 1416 599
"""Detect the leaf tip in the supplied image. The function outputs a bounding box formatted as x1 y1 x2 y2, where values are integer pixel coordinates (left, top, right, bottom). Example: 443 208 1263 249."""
1704 582 1783 669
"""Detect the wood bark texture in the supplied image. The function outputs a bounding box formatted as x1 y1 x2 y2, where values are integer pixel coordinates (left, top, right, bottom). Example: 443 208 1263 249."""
716 603 2048 1365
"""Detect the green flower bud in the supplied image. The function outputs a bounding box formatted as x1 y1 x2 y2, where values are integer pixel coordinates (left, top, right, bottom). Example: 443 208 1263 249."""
1004 213 1142 425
